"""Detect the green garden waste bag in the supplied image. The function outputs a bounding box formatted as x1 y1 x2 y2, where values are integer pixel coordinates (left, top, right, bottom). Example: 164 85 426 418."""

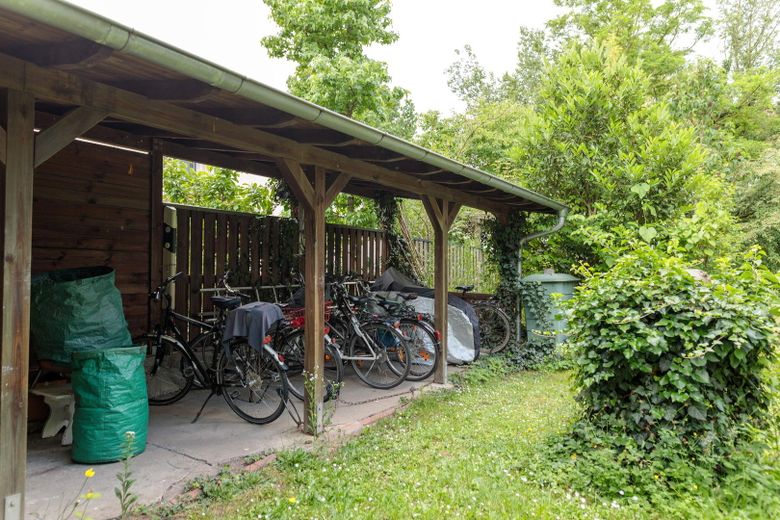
71 346 148 464
30 266 131 366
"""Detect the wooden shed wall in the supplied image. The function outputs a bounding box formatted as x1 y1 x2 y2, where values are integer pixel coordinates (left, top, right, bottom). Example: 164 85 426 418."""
32 141 152 337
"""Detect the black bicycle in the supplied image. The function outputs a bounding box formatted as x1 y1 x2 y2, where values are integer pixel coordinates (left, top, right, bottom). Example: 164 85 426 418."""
326 279 412 389
457 285 512 354
137 272 289 424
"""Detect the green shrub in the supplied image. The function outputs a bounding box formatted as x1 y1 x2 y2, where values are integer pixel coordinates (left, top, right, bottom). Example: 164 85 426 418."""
566 246 778 449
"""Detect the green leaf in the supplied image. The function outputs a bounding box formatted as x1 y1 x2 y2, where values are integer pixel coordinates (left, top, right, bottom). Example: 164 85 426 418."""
630 182 651 199
638 226 658 243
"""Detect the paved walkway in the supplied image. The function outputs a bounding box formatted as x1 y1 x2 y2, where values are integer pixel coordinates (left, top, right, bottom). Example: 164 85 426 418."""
25 368 453 519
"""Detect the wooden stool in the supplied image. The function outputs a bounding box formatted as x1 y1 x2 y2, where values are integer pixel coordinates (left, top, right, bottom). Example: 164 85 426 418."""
30 383 74 446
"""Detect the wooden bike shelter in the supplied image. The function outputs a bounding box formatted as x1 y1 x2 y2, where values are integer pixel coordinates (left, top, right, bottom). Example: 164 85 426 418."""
0 1 567 516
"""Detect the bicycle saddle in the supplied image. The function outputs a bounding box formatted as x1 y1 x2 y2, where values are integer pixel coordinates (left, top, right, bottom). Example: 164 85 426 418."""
210 296 242 310
456 285 475 293
397 292 418 300
346 294 372 305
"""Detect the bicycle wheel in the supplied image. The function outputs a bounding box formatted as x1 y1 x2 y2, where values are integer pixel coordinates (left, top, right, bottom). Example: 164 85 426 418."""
398 318 439 381
349 321 410 389
475 303 512 355
137 334 194 405
276 329 344 402
218 341 288 424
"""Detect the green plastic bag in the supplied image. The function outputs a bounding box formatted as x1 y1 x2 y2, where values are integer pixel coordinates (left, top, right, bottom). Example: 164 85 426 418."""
30 266 132 366
71 346 148 464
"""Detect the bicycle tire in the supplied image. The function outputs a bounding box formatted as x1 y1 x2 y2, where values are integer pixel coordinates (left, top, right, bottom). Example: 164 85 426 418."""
137 334 195 405
276 328 344 401
349 321 410 389
398 318 439 381
474 303 512 355
218 341 288 425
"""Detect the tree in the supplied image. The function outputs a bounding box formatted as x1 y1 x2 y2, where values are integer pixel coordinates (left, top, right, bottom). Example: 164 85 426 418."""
510 41 731 269
719 0 780 73
549 0 713 83
262 0 397 62
262 0 414 136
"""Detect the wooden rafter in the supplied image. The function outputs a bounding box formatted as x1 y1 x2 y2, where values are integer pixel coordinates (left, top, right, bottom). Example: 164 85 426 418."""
159 140 279 178
0 51 509 215
8 40 112 69
108 79 217 102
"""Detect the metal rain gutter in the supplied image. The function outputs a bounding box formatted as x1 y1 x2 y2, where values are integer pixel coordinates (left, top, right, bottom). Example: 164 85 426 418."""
0 0 568 214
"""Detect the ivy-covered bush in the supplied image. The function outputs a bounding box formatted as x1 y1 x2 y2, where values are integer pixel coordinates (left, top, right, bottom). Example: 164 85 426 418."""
566 246 778 448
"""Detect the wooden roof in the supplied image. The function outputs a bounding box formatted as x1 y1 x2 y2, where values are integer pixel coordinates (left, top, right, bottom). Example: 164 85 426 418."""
0 1 567 216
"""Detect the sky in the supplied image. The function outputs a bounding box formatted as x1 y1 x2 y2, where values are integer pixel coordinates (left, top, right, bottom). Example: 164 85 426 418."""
68 0 722 116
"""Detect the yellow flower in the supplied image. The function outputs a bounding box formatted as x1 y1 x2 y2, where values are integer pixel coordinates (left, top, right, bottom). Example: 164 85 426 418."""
570 453 577 461
288 497 297 504
82 491 101 501
84 468 95 478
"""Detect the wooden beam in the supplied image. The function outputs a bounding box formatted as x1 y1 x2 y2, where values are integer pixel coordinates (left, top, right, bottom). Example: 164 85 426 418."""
8 41 112 69
35 111 150 151
159 140 279 178
0 89 35 520
423 196 445 230
276 158 315 209
0 125 5 166
302 167 326 435
324 172 351 207
0 52 509 213
108 79 217 102
446 203 462 229
34 106 108 167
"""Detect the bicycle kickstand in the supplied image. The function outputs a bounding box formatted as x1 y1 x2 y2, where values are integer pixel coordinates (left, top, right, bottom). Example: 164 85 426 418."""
192 389 217 424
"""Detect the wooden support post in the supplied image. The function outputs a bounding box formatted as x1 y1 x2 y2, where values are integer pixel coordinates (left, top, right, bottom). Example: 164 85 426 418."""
422 196 460 385
277 160 328 434
149 140 164 327
0 89 35 520
0 126 6 166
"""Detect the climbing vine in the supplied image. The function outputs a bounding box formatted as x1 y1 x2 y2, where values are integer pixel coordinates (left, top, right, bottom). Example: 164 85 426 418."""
482 212 556 365
375 193 421 282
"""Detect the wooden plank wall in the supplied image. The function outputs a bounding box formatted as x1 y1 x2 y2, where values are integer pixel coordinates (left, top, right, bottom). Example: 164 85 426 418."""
32 140 152 337
171 205 388 320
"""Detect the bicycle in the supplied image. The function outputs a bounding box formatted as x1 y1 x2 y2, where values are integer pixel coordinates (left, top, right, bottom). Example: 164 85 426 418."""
137 272 289 424
365 292 441 381
457 285 512 355
270 305 344 402
326 279 412 389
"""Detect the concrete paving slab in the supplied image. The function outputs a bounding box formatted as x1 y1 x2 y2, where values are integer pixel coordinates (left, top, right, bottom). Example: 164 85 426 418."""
24 367 458 519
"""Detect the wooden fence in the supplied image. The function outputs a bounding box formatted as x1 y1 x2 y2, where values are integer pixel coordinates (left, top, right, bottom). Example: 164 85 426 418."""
413 238 498 292
169 204 498 323
169 204 387 320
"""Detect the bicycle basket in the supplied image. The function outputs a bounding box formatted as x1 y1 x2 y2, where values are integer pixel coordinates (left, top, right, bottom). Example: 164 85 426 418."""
283 301 333 329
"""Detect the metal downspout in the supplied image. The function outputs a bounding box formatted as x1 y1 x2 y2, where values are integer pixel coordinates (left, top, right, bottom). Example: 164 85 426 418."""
515 208 569 342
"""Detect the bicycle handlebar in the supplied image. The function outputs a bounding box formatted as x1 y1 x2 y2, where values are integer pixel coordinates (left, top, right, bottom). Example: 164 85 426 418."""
151 271 183 300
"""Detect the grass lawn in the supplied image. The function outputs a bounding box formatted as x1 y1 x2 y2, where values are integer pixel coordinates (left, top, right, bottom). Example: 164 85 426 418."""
182 371 652 519
167 367 778 519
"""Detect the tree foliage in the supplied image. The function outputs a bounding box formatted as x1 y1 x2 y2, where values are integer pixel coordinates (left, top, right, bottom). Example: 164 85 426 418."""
163 159 276 214
719 0 780 73
550 0 712 82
